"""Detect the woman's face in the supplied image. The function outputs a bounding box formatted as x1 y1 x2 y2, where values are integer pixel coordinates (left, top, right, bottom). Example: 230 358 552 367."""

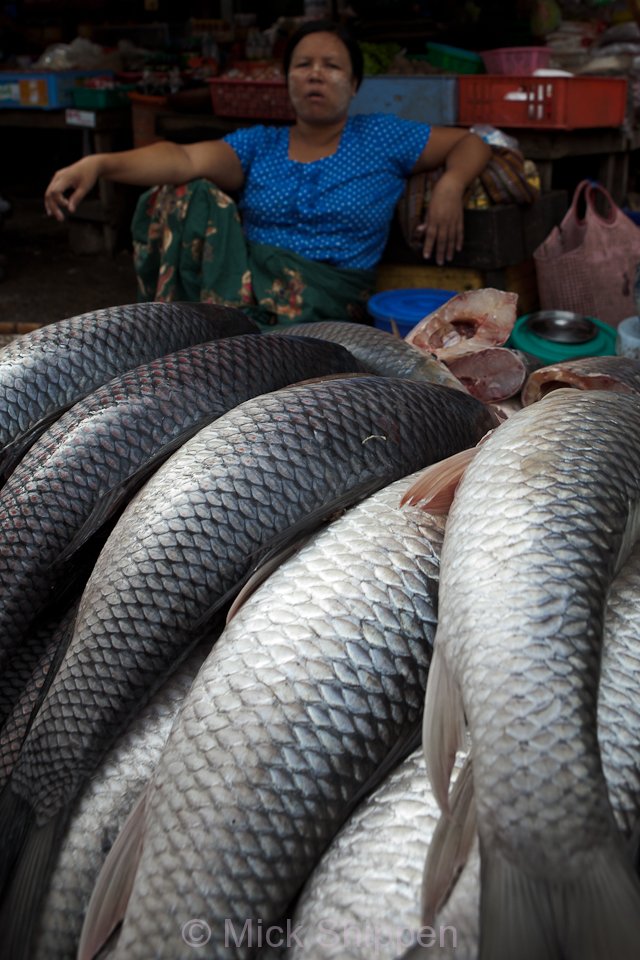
287 32 357 125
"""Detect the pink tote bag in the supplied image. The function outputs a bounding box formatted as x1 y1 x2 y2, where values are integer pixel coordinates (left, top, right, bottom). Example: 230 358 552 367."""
533 179 640 327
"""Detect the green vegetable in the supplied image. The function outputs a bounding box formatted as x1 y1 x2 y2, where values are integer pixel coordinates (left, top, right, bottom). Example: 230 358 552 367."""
360 41 403 75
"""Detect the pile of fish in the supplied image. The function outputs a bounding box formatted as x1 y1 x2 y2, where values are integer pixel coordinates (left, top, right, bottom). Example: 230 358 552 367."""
0 294 638 960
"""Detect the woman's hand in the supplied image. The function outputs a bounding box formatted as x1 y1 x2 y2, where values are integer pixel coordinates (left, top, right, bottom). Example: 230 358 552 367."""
412 127 491 265
415 171 465 266
44 156 102 222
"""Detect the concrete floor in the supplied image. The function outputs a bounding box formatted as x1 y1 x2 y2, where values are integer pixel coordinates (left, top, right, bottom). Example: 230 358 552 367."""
0 196 138 328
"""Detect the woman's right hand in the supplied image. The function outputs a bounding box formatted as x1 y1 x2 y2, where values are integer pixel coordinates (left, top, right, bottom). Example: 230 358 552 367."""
44 156 102 222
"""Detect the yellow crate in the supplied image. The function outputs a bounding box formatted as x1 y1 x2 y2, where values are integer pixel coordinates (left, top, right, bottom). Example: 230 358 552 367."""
375 259 539 315
376 263 482 293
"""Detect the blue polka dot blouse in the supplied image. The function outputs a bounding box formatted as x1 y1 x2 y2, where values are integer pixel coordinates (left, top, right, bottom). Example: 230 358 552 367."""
223 113 431 271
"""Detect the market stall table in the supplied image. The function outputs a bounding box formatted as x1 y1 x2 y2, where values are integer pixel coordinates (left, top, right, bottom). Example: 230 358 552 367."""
0 106 132 255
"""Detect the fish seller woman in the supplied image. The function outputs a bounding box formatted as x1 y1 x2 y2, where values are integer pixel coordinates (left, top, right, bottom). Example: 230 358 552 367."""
44 19 491 328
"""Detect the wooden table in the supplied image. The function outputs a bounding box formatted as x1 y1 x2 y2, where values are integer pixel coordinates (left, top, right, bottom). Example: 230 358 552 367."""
0 107 132 255
509 127 640 206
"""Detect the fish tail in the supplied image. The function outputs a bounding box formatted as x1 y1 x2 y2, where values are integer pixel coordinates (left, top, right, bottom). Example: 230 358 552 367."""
421 753 476 925
78 784 149 960
0 797 61 960
422 643 466 814
479 836 640 960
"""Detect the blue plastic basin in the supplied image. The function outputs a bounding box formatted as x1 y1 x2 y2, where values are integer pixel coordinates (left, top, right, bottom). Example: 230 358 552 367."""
367 287 458 337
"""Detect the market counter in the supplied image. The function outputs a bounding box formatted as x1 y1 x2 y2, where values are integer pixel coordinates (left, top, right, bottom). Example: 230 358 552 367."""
515 127 640 205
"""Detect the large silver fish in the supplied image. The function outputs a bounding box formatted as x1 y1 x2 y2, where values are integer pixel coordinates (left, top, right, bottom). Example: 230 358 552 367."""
79 474 447 960
0 376 495 960
256 749 471 960
403 537 640 960
597 539 640 851
0 300 257 459
31 642 211 960
420 389 640 960
279 321 466 389
0 333 364 680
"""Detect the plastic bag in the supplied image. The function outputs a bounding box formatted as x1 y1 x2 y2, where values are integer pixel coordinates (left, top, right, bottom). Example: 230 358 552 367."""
533 179 640 327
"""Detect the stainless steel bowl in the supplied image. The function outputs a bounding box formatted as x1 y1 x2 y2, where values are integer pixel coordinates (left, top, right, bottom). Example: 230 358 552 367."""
524 310 597 344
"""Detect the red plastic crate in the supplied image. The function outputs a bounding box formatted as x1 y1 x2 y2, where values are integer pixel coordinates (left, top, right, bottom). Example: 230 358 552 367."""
208 77 295 121
458 75 627 129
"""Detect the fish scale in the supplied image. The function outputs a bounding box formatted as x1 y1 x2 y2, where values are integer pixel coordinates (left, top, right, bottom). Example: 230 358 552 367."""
78 476 447 960
0 377 494 960
0 301 258 451
0 333 364 696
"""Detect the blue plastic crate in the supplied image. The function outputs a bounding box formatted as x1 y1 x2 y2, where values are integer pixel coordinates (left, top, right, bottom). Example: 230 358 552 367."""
349 76 458 125
0 70 110 110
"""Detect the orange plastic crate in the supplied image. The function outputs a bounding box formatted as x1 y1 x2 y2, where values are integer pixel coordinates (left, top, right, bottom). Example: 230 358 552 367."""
208 77 295 121
458 75 627 129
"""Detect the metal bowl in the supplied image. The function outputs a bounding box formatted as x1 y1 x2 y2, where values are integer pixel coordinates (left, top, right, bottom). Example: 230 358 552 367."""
524 310 597 344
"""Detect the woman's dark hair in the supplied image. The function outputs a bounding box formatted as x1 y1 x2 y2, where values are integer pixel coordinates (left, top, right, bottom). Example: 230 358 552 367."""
282 20 364 90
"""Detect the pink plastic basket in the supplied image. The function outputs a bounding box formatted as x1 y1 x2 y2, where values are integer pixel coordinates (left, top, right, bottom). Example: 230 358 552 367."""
481 47 551 75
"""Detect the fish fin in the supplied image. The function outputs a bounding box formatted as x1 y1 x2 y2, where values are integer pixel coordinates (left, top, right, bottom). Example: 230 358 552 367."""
0 406 75 486
54 485 132 568
0 787 32 899
422 643 466 814
479 836 640 960
57 418 218 565
614 495 640 577
226 537 311 623
282 371 371 388
0 801 62 960
78 785 149 960
399 448 477 513
630 819 640 870
1 605 78 770
389 319 402 339
421 753 476 925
